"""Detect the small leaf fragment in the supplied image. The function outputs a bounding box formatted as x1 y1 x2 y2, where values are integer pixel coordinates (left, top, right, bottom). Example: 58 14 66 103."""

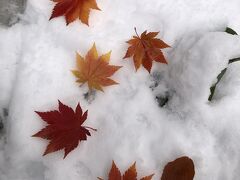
208 68 227 101
140 174 154 180
225 27 238 35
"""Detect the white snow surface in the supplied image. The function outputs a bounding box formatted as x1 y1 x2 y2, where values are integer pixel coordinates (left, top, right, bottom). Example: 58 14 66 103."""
1 0 240 179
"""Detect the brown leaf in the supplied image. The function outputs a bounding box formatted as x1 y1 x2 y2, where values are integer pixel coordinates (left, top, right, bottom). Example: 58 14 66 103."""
124 28 170 73
72 43 122 91
123 162 137 180
161 156 195 180
32 100 96 158
140 174 154 180
50 0 101 25
109 161 121 180
99 161 154 180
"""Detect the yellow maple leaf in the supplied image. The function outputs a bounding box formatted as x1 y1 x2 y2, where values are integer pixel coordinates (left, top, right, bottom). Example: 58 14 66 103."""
72 43 122 91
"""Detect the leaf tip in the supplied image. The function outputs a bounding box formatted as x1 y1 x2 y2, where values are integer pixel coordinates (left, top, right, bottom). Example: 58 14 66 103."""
63 152 68 159
35 111 40 115
31 133 37 137
133 161 136 167
43 150 48 157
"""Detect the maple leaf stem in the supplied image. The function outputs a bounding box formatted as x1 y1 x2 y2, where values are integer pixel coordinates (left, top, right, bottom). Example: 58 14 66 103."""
79 83 86 87
134 27 140 38
83 126 97 131
134 27 148 51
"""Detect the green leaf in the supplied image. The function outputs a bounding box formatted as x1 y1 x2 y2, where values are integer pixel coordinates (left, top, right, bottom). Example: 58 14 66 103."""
225 27 238 35
208 68 227 101
208 27 239 101
208 58 240 101
229 57 240 64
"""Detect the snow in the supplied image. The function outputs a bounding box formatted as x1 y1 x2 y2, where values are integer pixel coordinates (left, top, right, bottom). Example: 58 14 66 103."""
0 0 26 26
1 0 240 179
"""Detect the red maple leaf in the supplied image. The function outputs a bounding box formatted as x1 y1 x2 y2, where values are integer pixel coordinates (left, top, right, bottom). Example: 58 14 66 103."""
32 100 96 158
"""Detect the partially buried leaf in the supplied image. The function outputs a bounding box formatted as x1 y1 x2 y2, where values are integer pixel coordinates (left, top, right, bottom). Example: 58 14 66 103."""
98 161 154 180
124 28 170 73
72 43 122 91
161 156 195 180
50 0 101 25
208 27 239 101
32 100 96 158
225 27 238 35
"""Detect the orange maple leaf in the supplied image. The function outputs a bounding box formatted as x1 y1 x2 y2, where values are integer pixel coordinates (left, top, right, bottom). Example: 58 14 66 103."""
98 161 154 180
50 0 100 25
72 43 122 91
161 156 195 180
32 100 96 158
124 28 170 73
